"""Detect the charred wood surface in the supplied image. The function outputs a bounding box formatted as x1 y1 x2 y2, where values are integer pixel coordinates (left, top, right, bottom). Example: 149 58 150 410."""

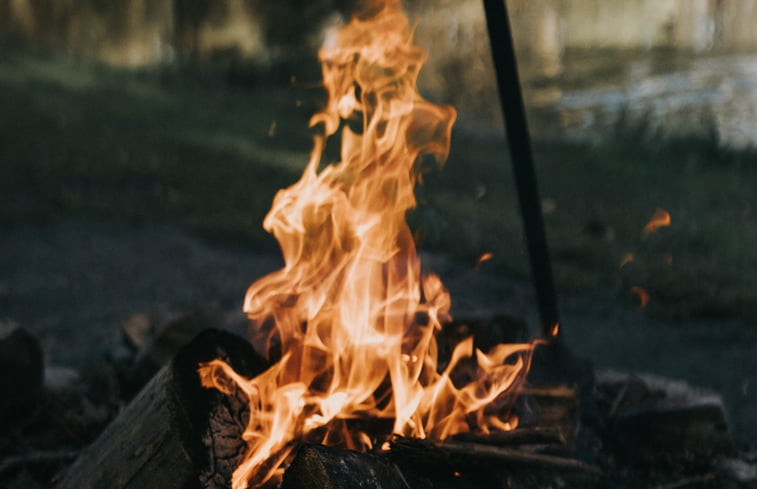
281 444 409 489
281 443 508 489
449 426 566 447
282 441 600 489
389 437 601 476
53 329 266 489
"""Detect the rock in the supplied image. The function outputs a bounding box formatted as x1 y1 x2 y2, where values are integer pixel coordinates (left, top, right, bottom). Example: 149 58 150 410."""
43 366 82 394
718 458 757 489
0 322 44 425
5 469 42 489
120 312 152 351
597 370 733 464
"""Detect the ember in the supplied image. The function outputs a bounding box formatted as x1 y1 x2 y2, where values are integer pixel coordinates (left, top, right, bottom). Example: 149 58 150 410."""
198 1 535 487
643 208 671 236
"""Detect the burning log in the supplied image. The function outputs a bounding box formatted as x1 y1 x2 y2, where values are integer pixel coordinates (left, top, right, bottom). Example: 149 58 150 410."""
389 437 601 476
281 445 410 489
449 426 566 447
53 329 267 489
280 439 601 489
281 443 506 489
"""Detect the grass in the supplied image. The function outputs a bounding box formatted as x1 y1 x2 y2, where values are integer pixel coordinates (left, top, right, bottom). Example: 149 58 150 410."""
0 50 319 248
2 50 756 322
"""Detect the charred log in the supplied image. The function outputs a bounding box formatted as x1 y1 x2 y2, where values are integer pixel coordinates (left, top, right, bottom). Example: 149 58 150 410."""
281 443 506 489
281 440 600 489
281 444 409 489
449 426 566 447
53 329 266 489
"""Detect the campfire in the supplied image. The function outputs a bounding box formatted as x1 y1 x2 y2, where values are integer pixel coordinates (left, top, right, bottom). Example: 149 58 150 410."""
33 2 754 489
197 2 536 487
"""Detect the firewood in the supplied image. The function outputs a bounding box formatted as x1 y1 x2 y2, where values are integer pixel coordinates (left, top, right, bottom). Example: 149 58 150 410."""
436 440 601 474
53 329 267 489
281 444 409 489
390 437 601 476
449 426 566 447
387 436 599 488
282 443 504 489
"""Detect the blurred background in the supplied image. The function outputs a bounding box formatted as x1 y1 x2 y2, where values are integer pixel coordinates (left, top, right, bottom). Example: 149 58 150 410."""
1 0 756 445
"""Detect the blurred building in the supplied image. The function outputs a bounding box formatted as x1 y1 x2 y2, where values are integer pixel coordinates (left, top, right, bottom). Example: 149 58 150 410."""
3 0 757 67
2 0 756 145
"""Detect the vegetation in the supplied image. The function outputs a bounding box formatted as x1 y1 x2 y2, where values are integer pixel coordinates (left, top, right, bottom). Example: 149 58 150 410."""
2 51 756 322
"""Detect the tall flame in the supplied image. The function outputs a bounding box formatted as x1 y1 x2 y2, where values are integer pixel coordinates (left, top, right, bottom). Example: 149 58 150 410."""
199 3 534 488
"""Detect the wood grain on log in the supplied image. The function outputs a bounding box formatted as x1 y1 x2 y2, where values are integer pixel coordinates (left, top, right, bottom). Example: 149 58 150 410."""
53 329 266 489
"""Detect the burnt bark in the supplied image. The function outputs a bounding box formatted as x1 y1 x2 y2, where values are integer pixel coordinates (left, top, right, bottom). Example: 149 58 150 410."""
281 440 599 489
281 444 409 489
53 329 266 489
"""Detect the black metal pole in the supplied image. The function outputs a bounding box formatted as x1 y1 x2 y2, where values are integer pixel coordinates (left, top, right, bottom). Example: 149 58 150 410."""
482 0 560 339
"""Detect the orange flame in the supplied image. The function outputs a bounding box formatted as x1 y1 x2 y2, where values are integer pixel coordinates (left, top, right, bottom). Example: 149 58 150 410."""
643 208 671 235
475 251 494 271
199 4 534 488
549 322 560 337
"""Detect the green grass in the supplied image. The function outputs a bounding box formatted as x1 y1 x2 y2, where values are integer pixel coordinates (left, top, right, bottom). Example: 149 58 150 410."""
423 125 757 321
0 51 319 248
2 50 756 322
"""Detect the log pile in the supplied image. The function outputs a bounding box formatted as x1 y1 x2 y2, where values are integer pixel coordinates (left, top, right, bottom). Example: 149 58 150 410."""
3 320 756 489
52 329 266 489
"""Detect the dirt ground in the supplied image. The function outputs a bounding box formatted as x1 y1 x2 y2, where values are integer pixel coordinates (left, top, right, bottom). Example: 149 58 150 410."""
1 218 755 448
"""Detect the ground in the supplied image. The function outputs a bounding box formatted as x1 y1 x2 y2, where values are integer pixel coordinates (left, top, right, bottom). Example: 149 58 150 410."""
0 51 755 448
1 218 755 448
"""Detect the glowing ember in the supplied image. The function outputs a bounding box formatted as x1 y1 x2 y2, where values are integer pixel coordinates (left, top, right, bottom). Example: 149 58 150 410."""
475 251 494 270
619 252 635 269
549 322 560 337
630 286 651 310
198 2 534 488
643 208 671 235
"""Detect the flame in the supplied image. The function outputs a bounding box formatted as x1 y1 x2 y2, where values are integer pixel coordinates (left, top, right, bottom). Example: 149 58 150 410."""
619 252 635 269
475 251 494 270
643 208 671 235
199 3 534 488
549 322 560 337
